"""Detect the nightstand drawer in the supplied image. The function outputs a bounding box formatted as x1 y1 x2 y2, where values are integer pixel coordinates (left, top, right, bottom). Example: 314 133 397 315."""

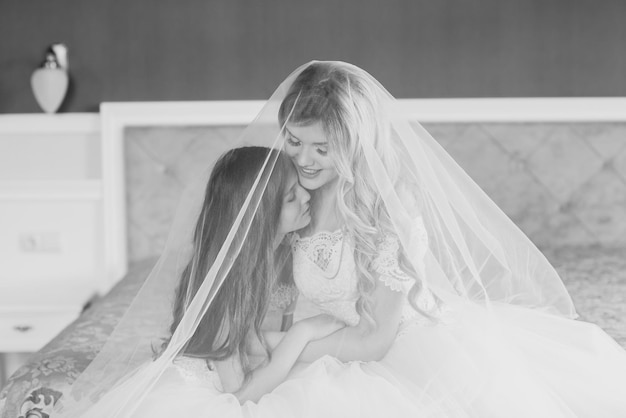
0 312 79 352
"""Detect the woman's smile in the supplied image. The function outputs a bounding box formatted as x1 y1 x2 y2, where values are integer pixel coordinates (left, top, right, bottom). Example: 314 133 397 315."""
284 122 339 191
298 166 322 178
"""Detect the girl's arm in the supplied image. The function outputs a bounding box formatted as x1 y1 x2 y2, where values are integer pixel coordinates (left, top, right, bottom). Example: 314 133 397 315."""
247 282 404 363
231 314 344 404
247 294 297 356
297 280 405 363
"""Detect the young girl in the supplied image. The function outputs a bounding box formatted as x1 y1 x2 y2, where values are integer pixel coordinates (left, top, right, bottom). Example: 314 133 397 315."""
155 145 334 404
61 147 353 417
276 61 626 416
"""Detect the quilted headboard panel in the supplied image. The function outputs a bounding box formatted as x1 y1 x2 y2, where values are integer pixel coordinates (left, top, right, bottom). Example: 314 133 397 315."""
122 122 626 263
124 125 243 262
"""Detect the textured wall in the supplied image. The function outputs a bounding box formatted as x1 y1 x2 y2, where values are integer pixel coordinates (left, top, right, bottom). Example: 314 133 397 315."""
2 0 626 113
124 123 626 262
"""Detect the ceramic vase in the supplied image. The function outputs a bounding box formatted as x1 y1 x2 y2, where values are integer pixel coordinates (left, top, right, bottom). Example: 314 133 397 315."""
31 67 69 113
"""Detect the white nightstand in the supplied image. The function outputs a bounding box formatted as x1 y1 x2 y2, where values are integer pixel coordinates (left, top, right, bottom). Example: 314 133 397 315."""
0 281 95 351
0 281 95 385
0 114 103 386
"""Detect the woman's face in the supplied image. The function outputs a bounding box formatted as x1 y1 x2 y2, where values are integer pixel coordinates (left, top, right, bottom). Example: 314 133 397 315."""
277 165 311 235
284 122 338 192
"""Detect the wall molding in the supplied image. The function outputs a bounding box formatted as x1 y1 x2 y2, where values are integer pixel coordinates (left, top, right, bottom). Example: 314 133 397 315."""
0 114 99 133
397 98 626 122
0 180 101 200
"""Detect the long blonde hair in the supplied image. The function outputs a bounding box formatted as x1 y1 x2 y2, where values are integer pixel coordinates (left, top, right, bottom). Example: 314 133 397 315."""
279 62 407 328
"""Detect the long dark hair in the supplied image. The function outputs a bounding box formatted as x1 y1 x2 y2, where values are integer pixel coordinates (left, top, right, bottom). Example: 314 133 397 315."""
164 146 292 380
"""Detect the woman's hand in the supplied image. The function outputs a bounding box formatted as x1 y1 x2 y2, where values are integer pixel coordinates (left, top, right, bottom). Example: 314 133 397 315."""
294 314 346 341
297 282 405 363
234 315 342 403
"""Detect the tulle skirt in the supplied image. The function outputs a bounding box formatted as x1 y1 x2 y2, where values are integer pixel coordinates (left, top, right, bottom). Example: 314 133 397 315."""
374 299 626 417
134 300 626 418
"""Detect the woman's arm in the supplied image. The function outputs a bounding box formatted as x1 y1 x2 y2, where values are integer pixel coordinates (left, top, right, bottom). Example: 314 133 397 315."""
233 314 344 404
297 281 405 363
247 293 297 356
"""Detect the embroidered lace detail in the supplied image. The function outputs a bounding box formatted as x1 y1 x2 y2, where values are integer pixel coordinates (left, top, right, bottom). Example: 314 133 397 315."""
173 356 222 391
269 283 299 312
372 236 414 294
292 226 442 328
372 217 429 293
292 230 360 326
293 230 343 276
371 223 446 320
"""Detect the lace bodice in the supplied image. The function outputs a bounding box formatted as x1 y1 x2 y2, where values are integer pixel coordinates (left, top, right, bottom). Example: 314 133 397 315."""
292 230 361 326
292 227 432 326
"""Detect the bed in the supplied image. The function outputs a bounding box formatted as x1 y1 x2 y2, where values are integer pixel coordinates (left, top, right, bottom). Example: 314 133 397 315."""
1 246 625 418
2 100 626 418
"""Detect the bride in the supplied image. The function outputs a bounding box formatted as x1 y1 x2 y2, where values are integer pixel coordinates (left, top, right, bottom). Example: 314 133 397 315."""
276 61 626 416
56 61 626 417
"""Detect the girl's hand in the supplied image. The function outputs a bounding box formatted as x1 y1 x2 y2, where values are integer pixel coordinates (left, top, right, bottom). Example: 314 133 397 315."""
295 314 346 341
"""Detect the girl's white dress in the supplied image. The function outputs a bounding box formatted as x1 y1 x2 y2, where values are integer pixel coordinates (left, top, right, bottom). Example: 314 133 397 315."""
131 229 626 418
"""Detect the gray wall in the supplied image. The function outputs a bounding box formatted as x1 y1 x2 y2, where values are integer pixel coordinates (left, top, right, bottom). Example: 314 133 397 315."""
2 0 626 113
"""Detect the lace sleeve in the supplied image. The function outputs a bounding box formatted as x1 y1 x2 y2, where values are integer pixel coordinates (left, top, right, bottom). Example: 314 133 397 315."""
372 216 428 294
372 236 412 293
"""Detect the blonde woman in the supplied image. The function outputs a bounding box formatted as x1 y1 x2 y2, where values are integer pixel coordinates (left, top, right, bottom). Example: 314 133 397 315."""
275 61 626 416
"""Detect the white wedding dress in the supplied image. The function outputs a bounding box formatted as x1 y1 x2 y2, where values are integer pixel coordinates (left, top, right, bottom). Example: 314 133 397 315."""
131 355 449 418
125 226 626 418
290 228 626 417
127 227 626 418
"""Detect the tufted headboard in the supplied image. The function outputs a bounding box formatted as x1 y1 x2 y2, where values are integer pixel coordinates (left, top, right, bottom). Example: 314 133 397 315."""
100 99 626 291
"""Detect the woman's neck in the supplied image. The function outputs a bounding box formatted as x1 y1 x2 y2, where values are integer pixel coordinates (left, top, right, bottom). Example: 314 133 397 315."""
307 183 341 234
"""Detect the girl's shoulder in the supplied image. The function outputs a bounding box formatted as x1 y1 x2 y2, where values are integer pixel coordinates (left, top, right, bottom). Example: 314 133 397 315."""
172 356 223 390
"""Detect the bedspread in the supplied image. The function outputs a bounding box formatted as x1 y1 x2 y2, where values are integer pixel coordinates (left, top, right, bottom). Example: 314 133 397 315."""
1 246 625 418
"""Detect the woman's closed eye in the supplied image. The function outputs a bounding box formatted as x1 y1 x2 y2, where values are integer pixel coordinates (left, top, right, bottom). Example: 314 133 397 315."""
286 136 301 147
315 146 328 156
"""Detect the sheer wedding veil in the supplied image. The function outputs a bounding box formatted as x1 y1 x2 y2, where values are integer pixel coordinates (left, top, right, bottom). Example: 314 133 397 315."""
55 61 576 417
